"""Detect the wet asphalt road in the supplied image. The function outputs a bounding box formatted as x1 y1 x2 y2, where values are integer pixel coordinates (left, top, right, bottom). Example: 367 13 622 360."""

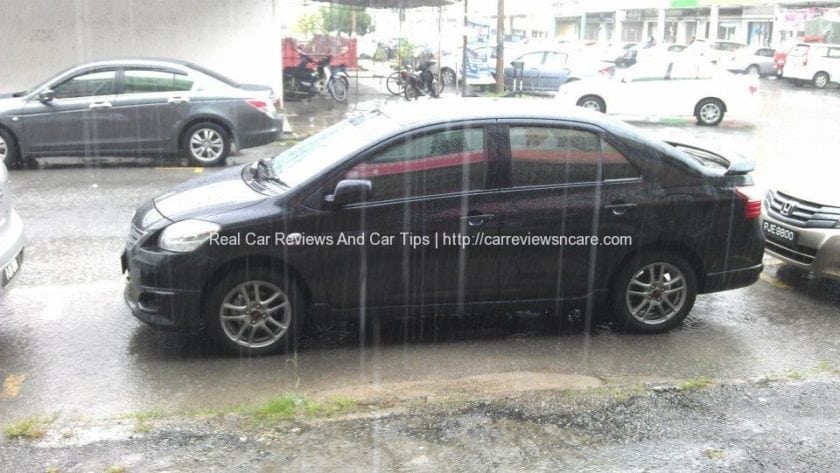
1 77 839 423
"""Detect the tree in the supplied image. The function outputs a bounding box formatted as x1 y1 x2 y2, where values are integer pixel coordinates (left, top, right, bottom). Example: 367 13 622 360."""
293 12 322 39
319 6 373 36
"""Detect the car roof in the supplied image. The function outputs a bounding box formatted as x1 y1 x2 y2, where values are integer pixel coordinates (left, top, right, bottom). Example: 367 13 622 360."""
70 58 194 70
377 98 628 133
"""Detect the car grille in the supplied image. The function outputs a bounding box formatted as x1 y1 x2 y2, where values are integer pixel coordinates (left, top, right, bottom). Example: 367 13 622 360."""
765 239 817 265
765 190 840 228
127 222 145 247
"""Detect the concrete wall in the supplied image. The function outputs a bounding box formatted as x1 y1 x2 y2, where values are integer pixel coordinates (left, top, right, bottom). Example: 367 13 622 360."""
0 0 282 95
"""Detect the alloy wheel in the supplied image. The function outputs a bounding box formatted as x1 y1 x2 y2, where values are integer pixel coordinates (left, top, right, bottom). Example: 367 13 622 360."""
699 103 721 124
581 99 602 112
220 280 292 349
189 128 224 163
624 262 687 325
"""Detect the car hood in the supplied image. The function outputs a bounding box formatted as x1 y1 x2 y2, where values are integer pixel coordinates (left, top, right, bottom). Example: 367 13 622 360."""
0 94 26 114
775 179 840 208
153 164 268 221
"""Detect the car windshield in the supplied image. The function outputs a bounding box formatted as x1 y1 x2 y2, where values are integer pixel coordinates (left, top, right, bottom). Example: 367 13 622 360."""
269 110 396 188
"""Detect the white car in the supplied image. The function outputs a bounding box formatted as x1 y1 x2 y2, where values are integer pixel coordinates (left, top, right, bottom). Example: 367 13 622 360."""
0 160 24 297
782 43 840 89
721 46 776 76
556 60 759 126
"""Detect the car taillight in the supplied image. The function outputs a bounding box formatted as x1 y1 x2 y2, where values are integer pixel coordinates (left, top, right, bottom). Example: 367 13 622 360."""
736 186 762 220
246 99 274 114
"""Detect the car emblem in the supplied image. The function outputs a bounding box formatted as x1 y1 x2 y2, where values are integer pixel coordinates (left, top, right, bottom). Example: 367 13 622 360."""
780 201 795 216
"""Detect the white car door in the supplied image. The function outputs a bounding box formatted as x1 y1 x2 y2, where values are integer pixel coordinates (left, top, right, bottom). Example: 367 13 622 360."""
610 63 669 116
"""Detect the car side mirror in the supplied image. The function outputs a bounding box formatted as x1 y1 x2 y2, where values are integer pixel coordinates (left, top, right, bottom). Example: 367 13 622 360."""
37 89 54 102
325 179 371 207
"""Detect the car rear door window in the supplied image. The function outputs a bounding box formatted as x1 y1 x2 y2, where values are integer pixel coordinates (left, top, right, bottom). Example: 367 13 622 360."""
602 141 641 180
343 127 486 202
123 69 194 93
52 69 116 99
509 126 600 186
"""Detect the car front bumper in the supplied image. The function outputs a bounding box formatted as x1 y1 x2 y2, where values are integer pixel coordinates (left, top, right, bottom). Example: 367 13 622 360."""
761 210 840 281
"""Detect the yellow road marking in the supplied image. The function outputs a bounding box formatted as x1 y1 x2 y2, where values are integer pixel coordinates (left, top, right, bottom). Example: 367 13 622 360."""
193 168 204 173
0 373 26 399
760 272 791 290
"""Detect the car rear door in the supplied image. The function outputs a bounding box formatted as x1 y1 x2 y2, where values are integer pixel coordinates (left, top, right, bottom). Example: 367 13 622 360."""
312 122 502 310
540 52 571 90
20 68 118 155
494 120 644 302
110 67 196 152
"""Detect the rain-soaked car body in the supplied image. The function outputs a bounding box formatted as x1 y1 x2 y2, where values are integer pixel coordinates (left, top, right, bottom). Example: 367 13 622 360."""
123 99 765 355
0 160 24 297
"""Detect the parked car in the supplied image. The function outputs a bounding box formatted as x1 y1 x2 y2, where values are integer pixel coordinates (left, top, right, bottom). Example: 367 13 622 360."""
686 40 748 64
503 50 572 92
434 48 495 87
773 41 809 76
782 43 840 88
762 187 840 281
123 99 764 355
0 160 24 297
557 59 759 126
0 59 282 168
615 41 686 67
721 46 776 76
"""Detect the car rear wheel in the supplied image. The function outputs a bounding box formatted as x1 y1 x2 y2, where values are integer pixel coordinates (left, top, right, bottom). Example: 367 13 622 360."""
746 65 760 76
206 268 303 356
0 128 21 168
611 251 697 333
184 123 230 167
813 72 830 89
695 98 724 126
576 95 606 113
441 68 457 87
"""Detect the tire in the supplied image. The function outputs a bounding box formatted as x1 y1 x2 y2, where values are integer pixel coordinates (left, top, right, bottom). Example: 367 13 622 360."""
328 78 347 102
184 122 230 167
611 251 698 333
404 83 421 101
746 65 760 76
206 268 303 356
813 72 830 89
0 128 21 169
695 98 725 126
576 95 606 113
441 68 456 87
386 71 405 95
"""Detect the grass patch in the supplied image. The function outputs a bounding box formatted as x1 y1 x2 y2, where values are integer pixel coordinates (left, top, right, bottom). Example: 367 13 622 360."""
679 377 713 391
247 394 358 424
128 410 165 434
703 448 725 460
785 369 804 381
106 466 127 473
3 414 56 440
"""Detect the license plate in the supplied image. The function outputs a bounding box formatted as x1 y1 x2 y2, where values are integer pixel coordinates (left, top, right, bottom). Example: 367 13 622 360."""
763 220 798 244
1 250 23 288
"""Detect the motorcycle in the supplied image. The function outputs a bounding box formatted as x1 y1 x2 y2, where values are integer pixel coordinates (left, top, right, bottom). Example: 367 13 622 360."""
402 61 443 101
283 53 347 102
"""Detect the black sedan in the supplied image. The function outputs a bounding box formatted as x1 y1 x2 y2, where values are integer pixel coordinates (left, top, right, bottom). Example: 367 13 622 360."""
0 58 282 168
123 99 765 355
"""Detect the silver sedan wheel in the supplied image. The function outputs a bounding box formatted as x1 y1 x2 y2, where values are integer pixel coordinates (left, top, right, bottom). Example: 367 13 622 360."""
699 103 721 124
189 128 224 163
0 135 7 162
220 281 292 349
625 262 687 326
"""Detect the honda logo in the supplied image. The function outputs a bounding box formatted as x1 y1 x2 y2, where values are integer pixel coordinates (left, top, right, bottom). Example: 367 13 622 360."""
780 201 795 216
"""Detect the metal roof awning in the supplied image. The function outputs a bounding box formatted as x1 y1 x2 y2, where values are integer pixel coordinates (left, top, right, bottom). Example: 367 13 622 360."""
307 0 456 9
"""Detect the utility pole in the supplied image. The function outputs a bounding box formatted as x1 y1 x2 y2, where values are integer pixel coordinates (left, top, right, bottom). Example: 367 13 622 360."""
495 0 505 94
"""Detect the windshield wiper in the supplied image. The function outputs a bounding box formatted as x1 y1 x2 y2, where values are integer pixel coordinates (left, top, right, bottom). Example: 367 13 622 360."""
255 158 289 188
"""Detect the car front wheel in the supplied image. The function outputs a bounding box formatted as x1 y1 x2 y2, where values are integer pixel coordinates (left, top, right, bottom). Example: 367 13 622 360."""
441 68 456 87
206 268 302 356
184 123 230 166
0 128 20 168
695 98 725 126
611 251 698 333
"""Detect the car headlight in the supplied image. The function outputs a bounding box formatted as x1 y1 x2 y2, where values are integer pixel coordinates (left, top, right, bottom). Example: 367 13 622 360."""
158 219 220 253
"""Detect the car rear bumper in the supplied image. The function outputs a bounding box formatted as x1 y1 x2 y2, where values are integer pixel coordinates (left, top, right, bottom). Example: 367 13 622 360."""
761 211 840 281
700 263 763 293
238 114 283 150
0 209 25 297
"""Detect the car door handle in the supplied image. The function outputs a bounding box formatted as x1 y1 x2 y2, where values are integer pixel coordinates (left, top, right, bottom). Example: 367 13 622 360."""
461 213 495 227
88 101 112 110
604 202 637 215
167 96 190 104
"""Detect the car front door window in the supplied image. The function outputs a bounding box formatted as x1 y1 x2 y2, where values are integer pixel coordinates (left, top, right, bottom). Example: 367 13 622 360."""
51 70 116 99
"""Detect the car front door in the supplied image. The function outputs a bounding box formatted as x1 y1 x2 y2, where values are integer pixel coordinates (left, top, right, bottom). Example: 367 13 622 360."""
494 121 644 303
20 68 117 155
313 123 502 311
110 68 196 152
612 63 669 116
